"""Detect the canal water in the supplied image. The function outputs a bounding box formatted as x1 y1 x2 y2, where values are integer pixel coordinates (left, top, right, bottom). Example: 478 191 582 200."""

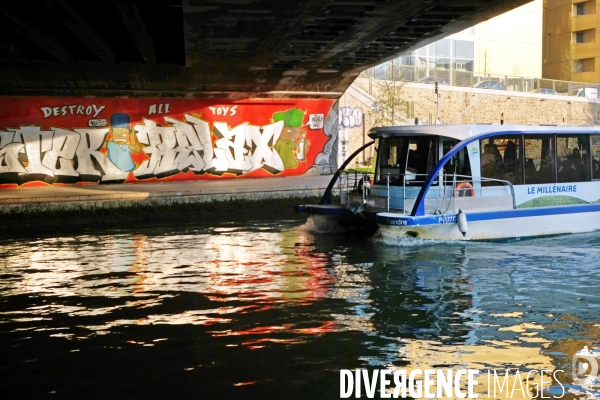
1 217 600 399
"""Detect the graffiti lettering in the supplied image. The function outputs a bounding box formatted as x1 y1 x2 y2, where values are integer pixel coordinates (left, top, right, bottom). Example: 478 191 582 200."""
208 105 238 117
148 103 170 115
42 128 80 178
0 131 26 174
41 105 105 118
165 116 206 172
245 121 284 174
0 114 289 184
74 128 129 182
16 126 55 176
339 106 363 128
213 122 251 174
134 118 182 179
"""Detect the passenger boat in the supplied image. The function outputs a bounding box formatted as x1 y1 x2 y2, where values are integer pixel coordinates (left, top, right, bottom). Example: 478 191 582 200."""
297 124 600 241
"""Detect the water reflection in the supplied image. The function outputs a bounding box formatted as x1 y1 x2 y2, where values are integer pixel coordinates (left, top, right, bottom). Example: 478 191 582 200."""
0 221 599 398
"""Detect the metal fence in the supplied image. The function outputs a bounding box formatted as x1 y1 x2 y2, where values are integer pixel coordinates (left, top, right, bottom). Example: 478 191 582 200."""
361 63 600 98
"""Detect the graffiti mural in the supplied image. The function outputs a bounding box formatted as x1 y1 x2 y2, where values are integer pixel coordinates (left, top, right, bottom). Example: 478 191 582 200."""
0 97 337 187
339 106 363 129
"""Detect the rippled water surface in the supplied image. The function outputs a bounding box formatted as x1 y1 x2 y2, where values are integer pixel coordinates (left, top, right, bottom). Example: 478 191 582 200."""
1 218 600 399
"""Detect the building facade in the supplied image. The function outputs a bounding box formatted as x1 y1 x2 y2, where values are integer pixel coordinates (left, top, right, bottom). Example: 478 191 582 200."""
397 29 476 74
543 0 600 83
397 0 542 79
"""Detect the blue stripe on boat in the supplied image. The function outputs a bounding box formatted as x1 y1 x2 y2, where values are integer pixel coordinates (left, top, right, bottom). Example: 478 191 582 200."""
377 203 600 226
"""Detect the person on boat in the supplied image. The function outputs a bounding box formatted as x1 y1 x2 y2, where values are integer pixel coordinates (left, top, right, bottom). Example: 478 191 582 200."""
481 143 502 183
570 148 582 165
480 144 495 166
499 140 518 183
491 144 502 165
539 152 558 183
559 148 584 182
503 141 516 173
481 143 502 166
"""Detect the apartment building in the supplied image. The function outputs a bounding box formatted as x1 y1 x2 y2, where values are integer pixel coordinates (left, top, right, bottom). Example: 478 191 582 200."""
543 0 600 82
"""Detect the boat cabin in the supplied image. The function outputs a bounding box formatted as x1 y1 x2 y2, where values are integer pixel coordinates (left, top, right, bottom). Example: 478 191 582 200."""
340 125 600 216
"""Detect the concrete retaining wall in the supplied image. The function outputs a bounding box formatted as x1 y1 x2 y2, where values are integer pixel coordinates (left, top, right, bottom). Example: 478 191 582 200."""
0 176 337 228
0 190 329 229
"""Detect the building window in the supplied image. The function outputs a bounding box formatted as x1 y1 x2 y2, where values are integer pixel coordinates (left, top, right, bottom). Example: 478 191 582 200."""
435 58 451 69
576 31 584 43
582 57 595 71
575 60 583 72
577 3 585 15
398 38 473 73
453 59 474 71
454 40 474 59
435 39 451 58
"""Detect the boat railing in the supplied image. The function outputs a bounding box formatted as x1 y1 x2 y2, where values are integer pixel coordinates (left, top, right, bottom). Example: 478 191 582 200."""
398 173 516 214
339 170 390 212
339 171 516 214
447 174 516 207
416 173 517 214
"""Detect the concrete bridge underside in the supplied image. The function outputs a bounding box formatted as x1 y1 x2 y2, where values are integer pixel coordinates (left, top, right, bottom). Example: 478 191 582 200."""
0 0 529 99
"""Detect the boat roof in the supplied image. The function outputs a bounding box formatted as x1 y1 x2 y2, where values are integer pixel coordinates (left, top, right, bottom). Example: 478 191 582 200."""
368 124 600 141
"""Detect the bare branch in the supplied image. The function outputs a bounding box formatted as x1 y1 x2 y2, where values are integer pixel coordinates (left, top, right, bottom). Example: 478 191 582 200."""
561 46 579 81
370 62 408 127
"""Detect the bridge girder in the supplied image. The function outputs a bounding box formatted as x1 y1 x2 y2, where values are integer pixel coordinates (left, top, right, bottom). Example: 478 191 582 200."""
0 0 530 99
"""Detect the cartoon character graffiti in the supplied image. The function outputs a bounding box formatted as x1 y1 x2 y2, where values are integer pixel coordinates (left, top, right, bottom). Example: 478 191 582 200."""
273 108 309 168
106 113 143 172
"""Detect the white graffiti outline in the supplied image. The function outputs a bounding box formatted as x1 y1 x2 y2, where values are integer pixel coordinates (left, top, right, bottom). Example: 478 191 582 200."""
0 114 289 183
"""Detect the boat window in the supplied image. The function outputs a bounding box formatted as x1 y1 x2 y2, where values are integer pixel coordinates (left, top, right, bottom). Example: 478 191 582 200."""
524 135 556 184
442 140 472 178
557 135 590 182
592 135 600 179
479 135 523 185
442 140 456 156
406 137 438 184
376 137 406 184
375 136 437 185
454 146 472 177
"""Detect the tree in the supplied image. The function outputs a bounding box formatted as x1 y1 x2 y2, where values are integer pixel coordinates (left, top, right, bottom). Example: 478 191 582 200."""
371 61 409 127
561 46 581 81
480 49 490 77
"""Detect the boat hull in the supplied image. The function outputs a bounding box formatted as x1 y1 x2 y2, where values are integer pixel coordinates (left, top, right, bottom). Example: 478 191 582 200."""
377 204 600 241
296 204 379 230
